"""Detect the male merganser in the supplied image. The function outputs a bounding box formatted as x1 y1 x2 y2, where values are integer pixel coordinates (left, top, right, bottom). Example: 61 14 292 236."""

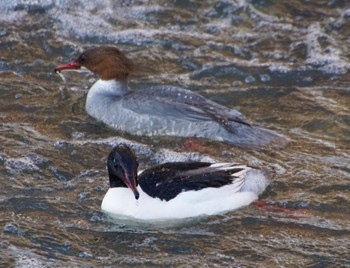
101 144 272 220
55 45 285 146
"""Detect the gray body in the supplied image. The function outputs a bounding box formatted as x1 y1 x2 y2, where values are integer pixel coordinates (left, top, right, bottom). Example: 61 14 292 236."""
86 79 283 146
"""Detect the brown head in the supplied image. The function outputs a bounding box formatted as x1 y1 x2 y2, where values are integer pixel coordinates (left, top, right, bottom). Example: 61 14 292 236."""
55 45 135 80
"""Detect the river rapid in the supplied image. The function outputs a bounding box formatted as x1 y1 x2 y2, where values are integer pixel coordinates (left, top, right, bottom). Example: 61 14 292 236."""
0 1 349 267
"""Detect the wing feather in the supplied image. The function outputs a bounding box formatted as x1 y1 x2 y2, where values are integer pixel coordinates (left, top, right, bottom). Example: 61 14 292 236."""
138 162 249 201
122 86 249 126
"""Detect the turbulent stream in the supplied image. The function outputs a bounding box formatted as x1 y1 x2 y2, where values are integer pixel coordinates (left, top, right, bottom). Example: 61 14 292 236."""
0 0 349 267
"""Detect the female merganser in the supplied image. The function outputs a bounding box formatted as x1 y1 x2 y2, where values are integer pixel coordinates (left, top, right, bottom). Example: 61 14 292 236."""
101 144 272 220
55 45 285 147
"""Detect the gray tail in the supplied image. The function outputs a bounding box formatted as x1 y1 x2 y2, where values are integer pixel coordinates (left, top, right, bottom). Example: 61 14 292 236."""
222 123 288 148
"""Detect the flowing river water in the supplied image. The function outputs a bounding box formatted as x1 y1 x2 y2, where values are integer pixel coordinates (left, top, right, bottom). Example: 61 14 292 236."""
0 0 349 267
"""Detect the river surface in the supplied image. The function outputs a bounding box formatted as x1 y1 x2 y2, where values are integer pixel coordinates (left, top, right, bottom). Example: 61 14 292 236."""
0 0 349 267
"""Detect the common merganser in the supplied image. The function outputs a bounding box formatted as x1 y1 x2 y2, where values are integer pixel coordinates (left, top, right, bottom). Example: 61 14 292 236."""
55 45 285 146
101 144 272 220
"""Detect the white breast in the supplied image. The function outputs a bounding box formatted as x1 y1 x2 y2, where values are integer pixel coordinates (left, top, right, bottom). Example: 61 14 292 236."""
101 185 258 220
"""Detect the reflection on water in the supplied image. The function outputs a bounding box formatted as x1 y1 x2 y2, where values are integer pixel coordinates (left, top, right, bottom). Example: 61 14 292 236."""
1 0 349 267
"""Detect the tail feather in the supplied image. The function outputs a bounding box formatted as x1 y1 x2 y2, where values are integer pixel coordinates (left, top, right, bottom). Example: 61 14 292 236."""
240 168 272 195
221 123 288 147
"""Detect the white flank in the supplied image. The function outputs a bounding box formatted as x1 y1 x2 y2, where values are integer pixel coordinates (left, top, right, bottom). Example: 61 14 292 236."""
101 165 270 220
101 187 257 220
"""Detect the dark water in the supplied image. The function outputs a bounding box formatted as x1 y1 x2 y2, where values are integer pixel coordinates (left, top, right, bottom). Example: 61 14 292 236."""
1 0 349 267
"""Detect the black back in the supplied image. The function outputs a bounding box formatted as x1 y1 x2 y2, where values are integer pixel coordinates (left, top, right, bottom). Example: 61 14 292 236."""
138 162 245 201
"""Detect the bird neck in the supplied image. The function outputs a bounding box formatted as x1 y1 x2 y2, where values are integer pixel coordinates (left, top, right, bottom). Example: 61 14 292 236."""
89 79 130 97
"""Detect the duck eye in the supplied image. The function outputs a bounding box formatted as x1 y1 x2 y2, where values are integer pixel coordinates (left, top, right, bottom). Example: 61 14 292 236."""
78 53 86 64
112 164 124 177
